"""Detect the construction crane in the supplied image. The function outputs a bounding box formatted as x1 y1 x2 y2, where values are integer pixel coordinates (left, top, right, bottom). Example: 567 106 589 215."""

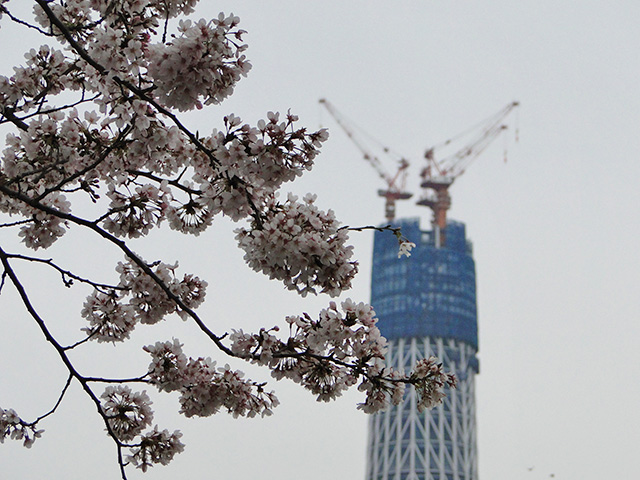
319 98 412 222
417 101 519 246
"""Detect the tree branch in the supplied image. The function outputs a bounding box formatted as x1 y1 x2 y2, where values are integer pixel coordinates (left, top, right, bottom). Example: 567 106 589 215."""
0 247 129 479
2 252 125 292
0 183 234 357
29 373 73 425
0 4 54 37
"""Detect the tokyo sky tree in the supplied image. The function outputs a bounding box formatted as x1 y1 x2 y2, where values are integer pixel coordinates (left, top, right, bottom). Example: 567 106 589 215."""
366 218 480 480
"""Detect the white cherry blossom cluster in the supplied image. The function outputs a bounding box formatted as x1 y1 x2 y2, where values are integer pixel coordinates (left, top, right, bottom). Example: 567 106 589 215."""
411 356 458 412
103 183 170 239
100 386 154 442
161 111 330 230
16 191 71 250
126 426 185 473
117 260 208 323
99 386 184 472
235 193 357 296
2 110 90 190
0 407 44 448
1 44 72 107
81 259 207 342
144 339 279 418
81 290 137 342
356 360 406 414
150 0 199 18
147 15 250 111
228 299 452 411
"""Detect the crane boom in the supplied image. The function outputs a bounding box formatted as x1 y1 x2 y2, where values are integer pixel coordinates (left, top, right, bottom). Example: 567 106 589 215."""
418 101 519 246
319 98 412 222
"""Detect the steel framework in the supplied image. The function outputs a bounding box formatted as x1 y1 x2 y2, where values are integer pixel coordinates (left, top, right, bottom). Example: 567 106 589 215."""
365 337 478 480
366 218 479 480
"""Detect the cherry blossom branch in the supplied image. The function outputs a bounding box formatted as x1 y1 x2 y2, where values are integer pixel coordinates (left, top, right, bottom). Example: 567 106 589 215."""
30 373 73 425
341 224 416 257
7 63 83 117
0 182 233 355
84 374 150 384
1 115 120 191
0 247 129 478
127 170 203 196
0 219 34 228
0 4 54 37
340 223 401 234
2 182 427 406
0 93 100 127
2 251 124 291
62 330 101 350
34 0 216 161
1 107 29 131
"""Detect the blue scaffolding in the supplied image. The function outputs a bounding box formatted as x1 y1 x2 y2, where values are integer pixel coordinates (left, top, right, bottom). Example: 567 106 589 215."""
371 218 479 354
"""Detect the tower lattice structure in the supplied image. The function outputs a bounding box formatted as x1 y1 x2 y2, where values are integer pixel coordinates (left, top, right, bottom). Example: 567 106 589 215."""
366 218 479 480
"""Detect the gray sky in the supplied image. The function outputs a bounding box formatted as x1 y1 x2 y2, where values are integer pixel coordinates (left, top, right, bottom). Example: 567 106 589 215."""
1 1 639 479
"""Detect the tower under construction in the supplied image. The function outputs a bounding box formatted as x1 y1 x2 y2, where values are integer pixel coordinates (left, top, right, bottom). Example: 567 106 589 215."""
318 97 519 480
365 218 479 480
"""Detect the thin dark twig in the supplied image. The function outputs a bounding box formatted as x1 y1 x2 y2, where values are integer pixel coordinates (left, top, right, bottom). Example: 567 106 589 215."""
162 9 170 43
62 330 99 350
1 5 55 36
339 224 398 233
84 374 150 384
4 252 125 291
30 373 74 425
339 224 409 242
0 219 35 228
0 94 100 126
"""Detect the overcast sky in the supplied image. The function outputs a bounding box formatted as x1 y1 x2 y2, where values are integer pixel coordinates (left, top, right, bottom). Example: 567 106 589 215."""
1 2 639 480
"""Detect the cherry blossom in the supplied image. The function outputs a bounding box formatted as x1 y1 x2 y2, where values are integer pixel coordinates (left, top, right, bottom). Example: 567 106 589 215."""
101 386 154 442
146 16 250 111
0 2 455 477
144 339 279 418
126 427 185 473
0 407 44 448
235 193 357 297
81 290 137 343
398 240 416 258
411 357 458 412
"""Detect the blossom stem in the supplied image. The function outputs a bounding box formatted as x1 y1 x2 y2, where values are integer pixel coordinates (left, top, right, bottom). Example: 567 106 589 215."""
30 373 73 426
